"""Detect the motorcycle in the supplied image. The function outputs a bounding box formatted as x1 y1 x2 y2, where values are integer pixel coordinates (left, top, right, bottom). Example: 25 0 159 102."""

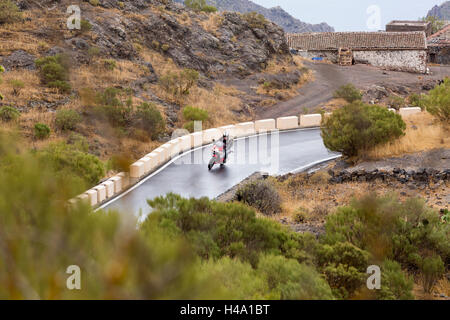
208 138 233 171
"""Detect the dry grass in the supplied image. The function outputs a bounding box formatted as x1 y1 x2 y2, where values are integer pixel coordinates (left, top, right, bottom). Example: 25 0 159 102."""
367 112 450 159
198 12 223 33
140 48 179 76
0 70 43 106
182 84 246 127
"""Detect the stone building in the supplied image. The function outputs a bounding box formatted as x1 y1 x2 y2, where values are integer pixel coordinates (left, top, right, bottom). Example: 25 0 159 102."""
286 32 428 73
427 24 450 65
386 20 432 37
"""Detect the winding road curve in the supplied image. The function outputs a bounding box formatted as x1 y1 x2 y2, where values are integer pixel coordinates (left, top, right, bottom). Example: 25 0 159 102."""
102 128 340 215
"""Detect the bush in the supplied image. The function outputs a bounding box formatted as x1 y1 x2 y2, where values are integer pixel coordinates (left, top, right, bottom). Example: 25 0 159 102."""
422 77 449 122
420 255 445 293
88 0 99 6
80 19 92 33
376 260 414 300
9 79 24 96
103 59 117 71
134 102 165 140
316 242 369 299
388 95 406 110
408 93 425 109
93 88 132 127
55 109 81 131
243 12 268 29
34 123 51 140
35 54 71 93
235 180 282 216
39 141 105 186
0 0 22 24
159 68 199 99
0 106 20 122
184 0 217 13
333 84 362 103
321 102 406 157
183 105 208 122
257 254 334 300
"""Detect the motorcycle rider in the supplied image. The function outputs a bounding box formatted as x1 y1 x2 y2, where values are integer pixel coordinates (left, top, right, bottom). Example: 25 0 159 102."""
222 132 229 163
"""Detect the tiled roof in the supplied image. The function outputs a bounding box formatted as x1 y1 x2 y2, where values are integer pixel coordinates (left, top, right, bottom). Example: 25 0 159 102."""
427 24 450 46
286 32 427 50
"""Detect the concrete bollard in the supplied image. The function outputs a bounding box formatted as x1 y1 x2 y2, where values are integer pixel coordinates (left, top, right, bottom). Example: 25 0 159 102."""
399 107 421 117
160 143 173 161
203 128 222 144
255 119 276 132
76 193 89 203
93 185 106 203
190 132 203 148
276 116 299 130
130 161 145 179
179 135 192 153
140 156 152 174
85 190 98 206
109 176 122 194
388 108 396 113
117 172 129 189
235 122 255 137
102 180 115 198
168 138 181 158
300 114 322 127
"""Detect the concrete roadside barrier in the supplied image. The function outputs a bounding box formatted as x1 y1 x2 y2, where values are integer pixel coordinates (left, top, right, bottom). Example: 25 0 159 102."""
130 161 145 179
85 189 98 206
117 172 130 189
235 122 255 137
190 132 203 148
219 125 236 137
140 156 152 174
399 107 421 117
203 128 222 144
300 114 322 128
179 135 192 153
102 180 115 198
276 116 299 130
109 176 122 194
93 185 106 203
255 119 276 132
168 138 181 158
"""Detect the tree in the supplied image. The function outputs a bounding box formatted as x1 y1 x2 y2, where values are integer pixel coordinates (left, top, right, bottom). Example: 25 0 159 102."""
184 0 217 13
321 103 405 157
421 16 445 34
422 77 449 122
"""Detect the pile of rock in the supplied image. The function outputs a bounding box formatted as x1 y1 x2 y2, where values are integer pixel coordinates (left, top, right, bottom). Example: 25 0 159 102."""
329 168 450 185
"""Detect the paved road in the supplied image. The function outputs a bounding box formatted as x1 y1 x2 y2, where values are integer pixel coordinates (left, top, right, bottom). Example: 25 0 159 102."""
259 62 450 119
102 128 340 215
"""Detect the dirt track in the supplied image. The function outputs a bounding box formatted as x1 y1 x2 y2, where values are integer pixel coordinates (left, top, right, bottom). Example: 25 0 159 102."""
257 61 450 119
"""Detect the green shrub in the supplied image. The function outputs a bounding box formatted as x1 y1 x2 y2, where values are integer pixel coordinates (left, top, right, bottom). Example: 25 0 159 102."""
0 0 22 24
88 0 99 6
235 180 282 216
161 44 170 52
159 68 199 98
408 93 425 109
183 105 208 122
321 102 406 157
316 242 369 299
333 84 362 103
87 46 101 61
376 260 414 300
39 141 105 186
55 109 81 131
145 194 312 267
243 12 268 29
422 77 450 122
34 123 51 140
103 59 117 71
184 0 217 13
134 102 165 140
420 255 445 293
80 19 92 33
48 80 72 94
388 95 406 110
0 65 5 73
9 79 24 96
257 254 334 300
93 88 132 127
35 54 71 93
0 106 20 122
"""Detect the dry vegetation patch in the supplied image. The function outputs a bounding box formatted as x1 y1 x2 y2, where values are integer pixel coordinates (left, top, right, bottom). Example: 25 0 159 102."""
367 113 450 159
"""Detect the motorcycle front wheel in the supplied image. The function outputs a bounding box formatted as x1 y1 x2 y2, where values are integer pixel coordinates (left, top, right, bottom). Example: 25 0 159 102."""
208 158 215 171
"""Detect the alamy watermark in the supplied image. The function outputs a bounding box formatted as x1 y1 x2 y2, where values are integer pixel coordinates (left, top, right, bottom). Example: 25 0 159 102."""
366 5 381 30
66 265 81 290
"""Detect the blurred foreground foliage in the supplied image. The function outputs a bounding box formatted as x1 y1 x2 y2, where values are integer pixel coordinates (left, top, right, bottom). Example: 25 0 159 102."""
0 131 448 299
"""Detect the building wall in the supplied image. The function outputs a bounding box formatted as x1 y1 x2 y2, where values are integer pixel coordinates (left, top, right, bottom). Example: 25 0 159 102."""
428 46 450 65
353 50 427 73
386 25 432 37
296 50 338 63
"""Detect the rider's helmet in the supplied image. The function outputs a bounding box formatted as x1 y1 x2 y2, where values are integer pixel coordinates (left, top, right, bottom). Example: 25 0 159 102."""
223 131 229 140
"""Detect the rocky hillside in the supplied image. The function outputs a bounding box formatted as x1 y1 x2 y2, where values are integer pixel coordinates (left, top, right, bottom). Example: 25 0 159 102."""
0 0 307 162
428 1 450 20
174 0 334 32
